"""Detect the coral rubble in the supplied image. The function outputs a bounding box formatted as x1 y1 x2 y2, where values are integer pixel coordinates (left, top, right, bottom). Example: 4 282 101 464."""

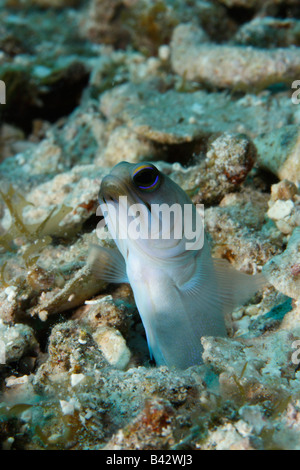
0 0 299 450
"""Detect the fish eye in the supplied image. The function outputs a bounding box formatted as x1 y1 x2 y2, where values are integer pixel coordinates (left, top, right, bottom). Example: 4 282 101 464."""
132 164 161 191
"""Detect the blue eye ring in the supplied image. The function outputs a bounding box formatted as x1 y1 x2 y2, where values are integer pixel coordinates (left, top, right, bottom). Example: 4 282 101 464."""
132 164 161 191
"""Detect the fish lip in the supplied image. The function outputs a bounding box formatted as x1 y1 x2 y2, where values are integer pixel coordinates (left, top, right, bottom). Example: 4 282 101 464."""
99 174 147 208
102 194 118 204
99 175 125 204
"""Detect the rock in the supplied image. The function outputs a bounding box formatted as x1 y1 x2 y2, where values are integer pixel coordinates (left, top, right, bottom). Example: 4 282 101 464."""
59 398 80 416
74 292 133 336
217 0 297 8
93 326 131 370
0 124 25 162
24 165 106 232
28 260 107 319
157 132 256 205
268 200 294 220
0 320 38 367
5 375 30 387
204 187 282 273
99 126 157 166
104 397 175 450
5 0 80 6
234 17 300 48
171 23 300 91
70 373 86 387
263 227 300 301
30 336 208 449
270 180 298 202
202 329 300 402
194 132 256 203
37 320 108 377
27 140 63 176
254 125 300 184
51 103 107 169
0 286 21 323
0 103 107 189
201 422 255 450
280 303 300 331
100 82 294 145
267 189 300 235
81 0 233 54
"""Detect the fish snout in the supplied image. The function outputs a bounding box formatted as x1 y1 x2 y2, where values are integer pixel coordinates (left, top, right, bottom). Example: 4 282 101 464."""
99 175 123 204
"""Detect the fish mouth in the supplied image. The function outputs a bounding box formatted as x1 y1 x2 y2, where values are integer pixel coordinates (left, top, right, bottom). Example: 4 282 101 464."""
99 175 126 204
99 174 146 208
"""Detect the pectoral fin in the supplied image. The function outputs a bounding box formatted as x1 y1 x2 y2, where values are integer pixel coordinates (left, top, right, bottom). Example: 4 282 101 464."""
173 248 267 367
88 244 128 283
182 251 266 316
212 258 266 312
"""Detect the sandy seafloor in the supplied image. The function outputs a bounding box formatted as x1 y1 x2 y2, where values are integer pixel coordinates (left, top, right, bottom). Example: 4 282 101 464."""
0 0 300 450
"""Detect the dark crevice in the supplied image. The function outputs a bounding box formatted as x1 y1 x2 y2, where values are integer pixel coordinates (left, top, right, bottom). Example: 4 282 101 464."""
156 138 208 167
22 311 70 354
81 213 101 234
245 167 279 193
273 4 300 19
1 63 90 134
226 6 256 25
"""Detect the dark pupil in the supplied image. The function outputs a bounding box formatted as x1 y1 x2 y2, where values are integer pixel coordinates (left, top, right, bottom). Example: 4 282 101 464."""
134 168 158 188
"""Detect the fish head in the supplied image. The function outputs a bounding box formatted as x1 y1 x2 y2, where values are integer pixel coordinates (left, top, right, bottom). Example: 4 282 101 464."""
99 161 204 260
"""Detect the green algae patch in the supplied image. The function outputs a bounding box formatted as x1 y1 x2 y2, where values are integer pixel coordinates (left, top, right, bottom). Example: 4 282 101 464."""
0 185 73 245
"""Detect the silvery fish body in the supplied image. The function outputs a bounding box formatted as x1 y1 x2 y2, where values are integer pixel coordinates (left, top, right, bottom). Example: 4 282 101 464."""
89 161 264 369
